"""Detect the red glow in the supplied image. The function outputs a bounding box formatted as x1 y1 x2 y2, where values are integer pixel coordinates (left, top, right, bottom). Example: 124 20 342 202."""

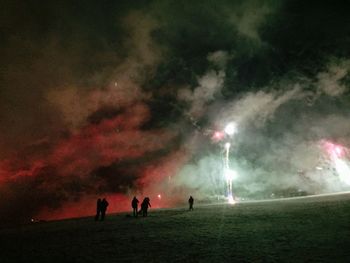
212 131 225 142
322 140 346 158
37 193 131 221
0 102 183 223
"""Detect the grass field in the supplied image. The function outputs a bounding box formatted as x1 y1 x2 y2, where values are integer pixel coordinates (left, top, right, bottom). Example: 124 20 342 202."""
1 193 350 263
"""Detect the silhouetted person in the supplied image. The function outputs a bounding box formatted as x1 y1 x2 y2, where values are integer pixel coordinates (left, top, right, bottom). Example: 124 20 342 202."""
131 196 139 217
189 196 194 211
140 197 151 217
100 198 109 221
95 198 102 221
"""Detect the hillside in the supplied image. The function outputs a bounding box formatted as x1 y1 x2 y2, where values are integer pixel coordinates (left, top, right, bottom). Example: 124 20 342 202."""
1 193 350 262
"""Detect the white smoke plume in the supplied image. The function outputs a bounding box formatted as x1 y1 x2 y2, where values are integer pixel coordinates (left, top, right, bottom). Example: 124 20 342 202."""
169 59 350 200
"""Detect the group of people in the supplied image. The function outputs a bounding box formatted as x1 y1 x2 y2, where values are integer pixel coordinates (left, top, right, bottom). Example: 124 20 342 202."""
131 196 194 216
94 195 194 221
131 196 151 217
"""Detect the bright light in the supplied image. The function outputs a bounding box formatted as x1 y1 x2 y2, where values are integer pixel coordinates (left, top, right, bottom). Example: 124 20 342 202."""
323 140 350 185
212 131 225 141
323 141 345 158
335 146 343 156
334 159 350 185
228 195 236 204
157 194 161 199
224 168 237 181
224 123 236 135
225 142 231 149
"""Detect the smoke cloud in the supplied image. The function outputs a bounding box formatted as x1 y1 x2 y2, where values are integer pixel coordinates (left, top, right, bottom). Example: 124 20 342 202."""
1 0 350 224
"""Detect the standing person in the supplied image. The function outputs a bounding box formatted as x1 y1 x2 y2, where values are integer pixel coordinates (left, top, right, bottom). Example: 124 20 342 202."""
188 196 194 211
95 198 102 221
131 196 139 217
100 198 109 221
140 197 151 217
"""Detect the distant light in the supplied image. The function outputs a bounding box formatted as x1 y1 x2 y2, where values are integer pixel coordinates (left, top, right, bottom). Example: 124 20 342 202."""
316 166 323 170
212 131 225 141
228 195 236 204
224 123 236 135
225 142 231 149
157 194 161 199
31 218 34 223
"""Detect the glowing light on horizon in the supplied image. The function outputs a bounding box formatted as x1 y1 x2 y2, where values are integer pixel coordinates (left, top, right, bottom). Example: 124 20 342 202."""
228 194 235 204
157 194 162 199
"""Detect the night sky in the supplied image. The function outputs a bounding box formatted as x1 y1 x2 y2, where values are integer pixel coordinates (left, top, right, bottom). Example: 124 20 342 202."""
1 0 350 224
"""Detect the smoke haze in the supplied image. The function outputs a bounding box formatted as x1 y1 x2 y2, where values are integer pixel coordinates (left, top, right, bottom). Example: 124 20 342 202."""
1 0 350 224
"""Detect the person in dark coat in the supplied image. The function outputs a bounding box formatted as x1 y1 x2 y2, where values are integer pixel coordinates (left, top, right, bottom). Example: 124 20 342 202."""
95 198 102 221
100 198 109 221
131 196 139 217
140 197 151 217
188 196 194 211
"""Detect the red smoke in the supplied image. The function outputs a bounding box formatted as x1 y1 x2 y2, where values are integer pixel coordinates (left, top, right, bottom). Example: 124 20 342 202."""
322 140 347 159
0 101 186 223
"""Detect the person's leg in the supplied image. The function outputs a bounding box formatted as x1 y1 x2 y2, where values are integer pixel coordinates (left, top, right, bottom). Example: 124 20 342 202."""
101 210 105 221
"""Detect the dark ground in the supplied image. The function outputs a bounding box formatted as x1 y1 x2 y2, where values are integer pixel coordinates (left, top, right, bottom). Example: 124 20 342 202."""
1 193 350 263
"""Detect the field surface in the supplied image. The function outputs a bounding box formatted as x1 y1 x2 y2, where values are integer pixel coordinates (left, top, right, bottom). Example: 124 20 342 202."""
1 193 350 263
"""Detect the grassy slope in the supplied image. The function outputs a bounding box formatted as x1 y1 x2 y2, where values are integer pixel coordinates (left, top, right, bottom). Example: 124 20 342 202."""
1 194 350 263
